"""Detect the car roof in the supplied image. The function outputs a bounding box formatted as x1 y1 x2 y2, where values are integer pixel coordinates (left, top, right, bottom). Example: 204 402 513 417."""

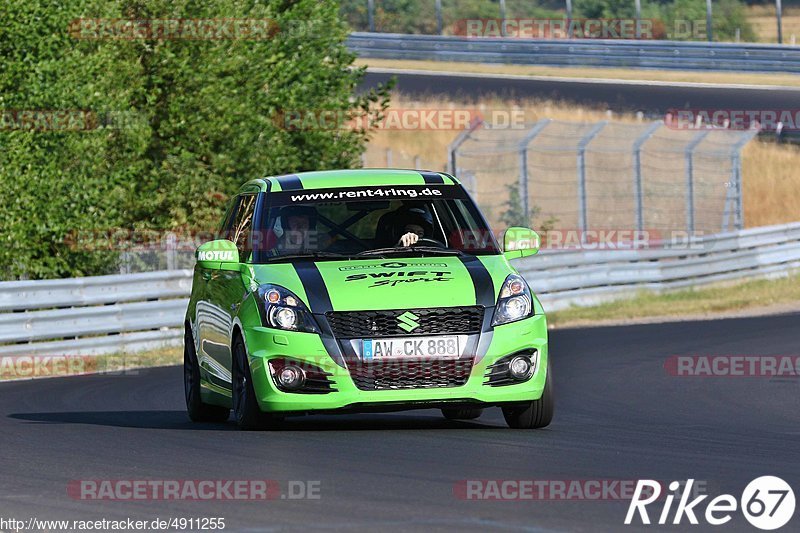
241 169 460 193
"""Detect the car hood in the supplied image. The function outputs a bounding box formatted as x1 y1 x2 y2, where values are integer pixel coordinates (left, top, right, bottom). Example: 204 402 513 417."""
248 255 512 312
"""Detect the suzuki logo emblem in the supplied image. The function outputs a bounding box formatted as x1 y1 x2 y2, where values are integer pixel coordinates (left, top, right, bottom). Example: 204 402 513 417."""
397 311 421 333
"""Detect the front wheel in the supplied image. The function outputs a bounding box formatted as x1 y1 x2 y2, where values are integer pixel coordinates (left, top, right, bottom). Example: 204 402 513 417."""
502 360 553 429
184 328 230 423
231 335 282 430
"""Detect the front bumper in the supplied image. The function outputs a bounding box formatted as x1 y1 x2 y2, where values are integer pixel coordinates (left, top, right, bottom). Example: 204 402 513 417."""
243 314 549 414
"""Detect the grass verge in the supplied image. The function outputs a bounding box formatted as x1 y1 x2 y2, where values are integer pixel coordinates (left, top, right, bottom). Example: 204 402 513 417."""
548 273 800 328
0 346 182 381
357 58 800 88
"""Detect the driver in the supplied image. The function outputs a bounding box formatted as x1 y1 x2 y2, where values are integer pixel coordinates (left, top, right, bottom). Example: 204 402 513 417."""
277 205 318 252
394 207 434 247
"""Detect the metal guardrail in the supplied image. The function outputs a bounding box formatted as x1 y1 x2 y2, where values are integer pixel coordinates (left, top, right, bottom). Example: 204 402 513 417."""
520 222 800 310
0 222 798 356
0 271 192 356
347 32 800 73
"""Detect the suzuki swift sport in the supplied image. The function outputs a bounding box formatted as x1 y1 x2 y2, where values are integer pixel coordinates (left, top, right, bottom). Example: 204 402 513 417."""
184 169 552 430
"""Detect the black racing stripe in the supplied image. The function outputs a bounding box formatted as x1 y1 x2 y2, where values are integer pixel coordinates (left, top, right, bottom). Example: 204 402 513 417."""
276 174 303 191
420 171 444 184
293 262 333 313
459 256 495 308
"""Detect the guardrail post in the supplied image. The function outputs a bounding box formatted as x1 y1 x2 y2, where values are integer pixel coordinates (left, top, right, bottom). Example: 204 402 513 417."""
435 0 443 35
517 119 552 220
632 121 662 232
706 0 713 42
777 0 784 44
368 0 375 32
385 148 392 167
685 130 710 234
576 121 607 240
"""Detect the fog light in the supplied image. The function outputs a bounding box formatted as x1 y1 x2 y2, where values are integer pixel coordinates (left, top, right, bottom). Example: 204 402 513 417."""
509 355 532 380
277 365 305 390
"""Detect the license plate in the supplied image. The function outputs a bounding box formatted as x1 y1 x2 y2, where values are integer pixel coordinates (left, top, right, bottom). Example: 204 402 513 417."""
361 335 464 360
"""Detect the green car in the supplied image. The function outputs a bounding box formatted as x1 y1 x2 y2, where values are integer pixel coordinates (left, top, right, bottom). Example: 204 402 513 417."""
184 169 552 430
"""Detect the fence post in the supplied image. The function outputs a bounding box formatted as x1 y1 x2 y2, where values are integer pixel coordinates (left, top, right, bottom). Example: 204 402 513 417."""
166 232 177 271
385 148 392 167
576 121 607 240
447 119 484 175
635 0 642 39
500 0 507 37
368 0 375 32
565 0 573 38
517 119 552 220
777 0 783 44
684 130 710 234
723 130 758 231
706 0 713 42
414 155 421 169
435 0 443 35
632 121 662 232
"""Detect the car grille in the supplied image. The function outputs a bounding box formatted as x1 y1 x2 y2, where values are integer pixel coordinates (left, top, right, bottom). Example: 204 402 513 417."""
326 307 484 338
348 358 474 391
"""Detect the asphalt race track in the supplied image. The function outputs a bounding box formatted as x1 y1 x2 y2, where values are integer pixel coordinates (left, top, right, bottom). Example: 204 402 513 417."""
1 312 798 532
361 70 800 116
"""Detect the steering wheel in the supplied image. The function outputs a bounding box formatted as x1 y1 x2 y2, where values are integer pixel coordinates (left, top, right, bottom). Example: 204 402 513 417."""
415 237 447 248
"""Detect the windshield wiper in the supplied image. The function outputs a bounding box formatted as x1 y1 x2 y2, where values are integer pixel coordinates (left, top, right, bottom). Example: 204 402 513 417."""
356 246 465 258
268 251 355 263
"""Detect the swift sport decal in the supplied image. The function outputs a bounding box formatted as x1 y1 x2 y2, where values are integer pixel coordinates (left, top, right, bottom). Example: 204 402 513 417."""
344 269 453 288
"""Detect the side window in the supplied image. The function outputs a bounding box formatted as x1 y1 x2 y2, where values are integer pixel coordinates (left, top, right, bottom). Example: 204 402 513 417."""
219 196 240 238
231 194 257 262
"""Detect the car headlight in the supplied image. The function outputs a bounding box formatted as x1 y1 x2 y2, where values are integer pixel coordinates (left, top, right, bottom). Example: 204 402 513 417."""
492 274 534 326
257 284 319 333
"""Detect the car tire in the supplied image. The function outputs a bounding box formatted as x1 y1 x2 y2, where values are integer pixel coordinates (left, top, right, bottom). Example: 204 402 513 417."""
184 328 230 423
441 408 483 420
231 334 282 431
502 360 553 429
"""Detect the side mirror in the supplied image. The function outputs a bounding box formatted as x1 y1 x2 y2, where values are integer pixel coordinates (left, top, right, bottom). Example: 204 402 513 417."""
196 240 240 271
502 227 540 260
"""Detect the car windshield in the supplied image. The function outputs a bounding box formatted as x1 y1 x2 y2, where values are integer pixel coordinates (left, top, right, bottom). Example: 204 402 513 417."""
254 184 500 262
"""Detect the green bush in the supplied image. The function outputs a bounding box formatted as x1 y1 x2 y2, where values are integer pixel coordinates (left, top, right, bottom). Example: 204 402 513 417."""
0 0 391 280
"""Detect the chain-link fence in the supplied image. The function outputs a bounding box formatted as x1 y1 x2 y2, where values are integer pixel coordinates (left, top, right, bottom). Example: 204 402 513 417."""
450 119 758 236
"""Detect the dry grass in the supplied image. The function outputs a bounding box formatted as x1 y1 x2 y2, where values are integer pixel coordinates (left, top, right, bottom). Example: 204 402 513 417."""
748 5 800 44
0 346 182 381
357 58 800 88
548 273 800 328
365 94 800 229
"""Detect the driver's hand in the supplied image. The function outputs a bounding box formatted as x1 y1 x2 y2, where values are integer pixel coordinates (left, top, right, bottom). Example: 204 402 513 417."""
398 232 420 247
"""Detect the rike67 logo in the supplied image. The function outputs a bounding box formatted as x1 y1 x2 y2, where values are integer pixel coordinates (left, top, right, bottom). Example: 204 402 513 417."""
626 477 795 530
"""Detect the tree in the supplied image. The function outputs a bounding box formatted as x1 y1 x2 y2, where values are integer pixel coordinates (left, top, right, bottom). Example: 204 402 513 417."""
0 0 392 279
